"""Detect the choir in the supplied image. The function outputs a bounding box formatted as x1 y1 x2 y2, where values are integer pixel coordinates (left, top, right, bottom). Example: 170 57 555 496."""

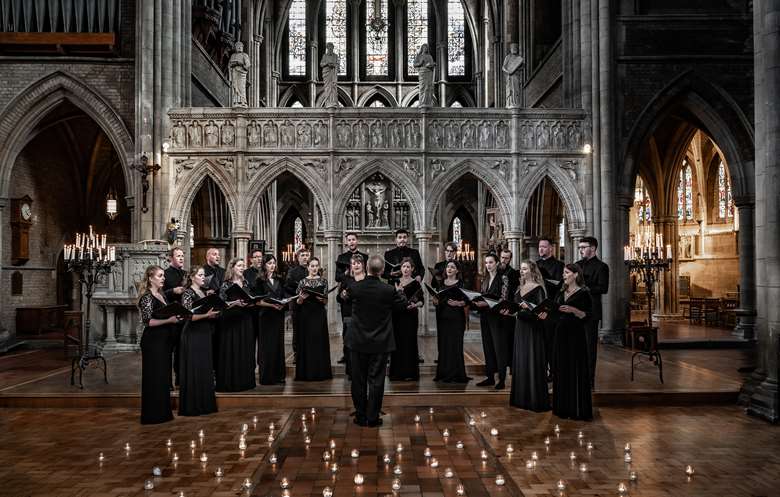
137 231 604 424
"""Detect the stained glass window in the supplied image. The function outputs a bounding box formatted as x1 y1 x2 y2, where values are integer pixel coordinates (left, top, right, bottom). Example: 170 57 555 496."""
325 0 348 75
677 162 693 221
294 217 303 252
407 0 429 75
288 0 307 76
452 217 462 247
634 176 652 224
366 0 389 76
718 161 733 219
447 0 466 76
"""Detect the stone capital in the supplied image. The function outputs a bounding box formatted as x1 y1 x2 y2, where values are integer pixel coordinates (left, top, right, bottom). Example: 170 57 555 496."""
413 230 435 240
323 229 342 241
732 194 755 208
231 229 252 240
503 230 523 241
568 227 587 238
616 193 634 210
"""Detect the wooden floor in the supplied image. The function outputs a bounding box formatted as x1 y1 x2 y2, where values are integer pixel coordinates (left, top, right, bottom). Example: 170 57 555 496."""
1 404 778 497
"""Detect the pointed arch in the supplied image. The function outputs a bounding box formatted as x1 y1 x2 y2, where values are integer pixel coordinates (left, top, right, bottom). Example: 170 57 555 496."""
356 86 398 107
518 162 587 232
168 159 240 231
427 159 513 230
334 159 423 230
315 86 354 107
401 90 420 107
278 86 310 107
0 71 136 200
242 156 332 229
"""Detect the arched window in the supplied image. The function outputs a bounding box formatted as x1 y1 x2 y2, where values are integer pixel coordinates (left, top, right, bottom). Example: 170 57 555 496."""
365 0 390 76
717 161 733 220
368 99 386 107
294 217 304 252
406 0 429 75
324 0 348 75
452 216 462 247
287 0 307 77
634 176 652 224
677 161 693 221
290 99 304 108
447 0 466 76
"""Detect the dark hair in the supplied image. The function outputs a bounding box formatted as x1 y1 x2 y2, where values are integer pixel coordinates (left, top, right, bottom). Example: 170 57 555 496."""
400 256 415 270
184 266 204 289
563 263 586 289
500 248 512 257
250 249 263 258
395 229 410 236
445 260 460 274
259 254 277 281
169 246 184 257
580 236 598 249
484 253 499 263
444 242 458 252
538 237 555 246
344 232 358 239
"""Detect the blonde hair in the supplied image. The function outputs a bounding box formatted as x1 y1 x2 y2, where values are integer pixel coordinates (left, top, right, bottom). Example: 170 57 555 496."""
226 257 244 281
137 265 163 305
520 260 546 296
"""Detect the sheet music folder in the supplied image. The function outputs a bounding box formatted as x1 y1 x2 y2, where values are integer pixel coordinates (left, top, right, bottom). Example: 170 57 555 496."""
151 302 192 320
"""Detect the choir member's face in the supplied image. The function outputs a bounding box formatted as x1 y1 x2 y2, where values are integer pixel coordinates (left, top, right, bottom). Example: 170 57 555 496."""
445 245 456 261
446 262 458 277
401 262 413 277
520 263 530 277
500 251 512 267
265 257 277 275
170 249 184 268
308 259 320 277
485 257 497 273
251 251 263 268
563 267 576 286
298 251 310 265
351 259 364 276
234 260 246 278
395 233 408 247
345 235 358 251
151 269 165 290
207 249 220 265
578 242 596 260
192 268 206 288
538 240 552 258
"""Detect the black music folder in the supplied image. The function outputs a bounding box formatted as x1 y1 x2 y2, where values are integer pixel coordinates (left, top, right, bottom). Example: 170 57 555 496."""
401 279 422 299
224 283 266 304
191 294 227 313
152 302 192 320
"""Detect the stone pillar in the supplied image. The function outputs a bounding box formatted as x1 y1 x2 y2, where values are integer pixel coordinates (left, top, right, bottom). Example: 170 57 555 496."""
0 199 6 343
733 196 756 340
654 215 679 317
324 230 341 331
415 230 433 335
504 230 522 264
232 230 252 260
748 0 780 422
568 227 586 264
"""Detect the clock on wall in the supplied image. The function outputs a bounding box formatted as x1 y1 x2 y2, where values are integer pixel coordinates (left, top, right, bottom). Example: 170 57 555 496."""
11 195 33 265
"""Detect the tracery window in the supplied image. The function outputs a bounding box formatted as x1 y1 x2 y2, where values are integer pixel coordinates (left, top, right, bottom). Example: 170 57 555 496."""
447 0 466 76
717 161 734 220
450 100 463 107
406 0 429 75
452 217 462 247
287 0 307 76
365 0 390 76
294 217 304 252
634 176 652 224
325 0 348 75
677 161 694 221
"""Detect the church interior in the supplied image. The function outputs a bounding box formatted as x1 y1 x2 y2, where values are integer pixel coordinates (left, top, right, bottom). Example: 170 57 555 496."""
1 0 779 496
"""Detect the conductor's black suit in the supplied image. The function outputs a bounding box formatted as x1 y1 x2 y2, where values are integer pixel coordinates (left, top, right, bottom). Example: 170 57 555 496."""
346 275 408 426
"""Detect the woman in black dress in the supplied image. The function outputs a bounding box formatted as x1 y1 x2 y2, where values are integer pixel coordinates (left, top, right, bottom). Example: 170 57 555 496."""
295 257 333 381
540 263 593 421
216 258 256 392
137 265 178 424
179 267 220 416
389 258 423 381
336 254 366 379
255 254 287 385
503 260 550 411
433 261 471 383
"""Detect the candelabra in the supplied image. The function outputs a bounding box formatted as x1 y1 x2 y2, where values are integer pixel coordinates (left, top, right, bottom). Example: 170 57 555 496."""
455 241 475 261
64 227 117 389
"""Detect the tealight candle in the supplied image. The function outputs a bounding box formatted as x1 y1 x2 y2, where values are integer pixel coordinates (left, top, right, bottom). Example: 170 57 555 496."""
190 440 196 449
269 422 276 431
198 429 205 439
442 428 450 437
125 443 131 451
393 465 403 475
430 458 439 468
152 466 162 476
383 453 392 464
525 460 534 469
618 482 628 494
243 478 252 489
252 416 259 423
311 407 317 415
269 453 278 464
166 439 173 447
556 479 566 491
578 431 584 439
396 443 404 453
301 414 307 421
554 424 561 434
429 407 435 414
330 463 339 473
241 423 249 433
322 451 331 461
624 443 631 453
414 414 421 423
239 439 247 450
480 411 487 418
144 480 154 490
531 451 539 461
354 473 365 485
351 449 360 458
685 465 695 476
200 453 208 463
569 451 577 461
267 433 275 442
98 452 105 462
304 435 311 444
456 483 465 495
280 477 290 489
468 417 476 426
579 463 588 472
322 486 333 497
506 444 514 454
392 478 401 491
172 453 179 462
490 427 499 436
215 467 224 477
587 442 594 451
480 450 488 460
544 436 551 446
456 440 464 449
424 447 432 457
444 467 454 478
329 439 337 449
629 470 638 481
624 453 632 463
495 474 505 486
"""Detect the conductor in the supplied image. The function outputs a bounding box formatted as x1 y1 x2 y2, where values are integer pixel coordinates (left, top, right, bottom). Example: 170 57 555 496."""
345 255 408 427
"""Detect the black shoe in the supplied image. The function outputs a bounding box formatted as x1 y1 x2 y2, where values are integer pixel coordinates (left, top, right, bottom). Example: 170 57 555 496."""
353 417 367 427
367 419 383 427
495 380 505 390
476 378 495 387
337 356 346 364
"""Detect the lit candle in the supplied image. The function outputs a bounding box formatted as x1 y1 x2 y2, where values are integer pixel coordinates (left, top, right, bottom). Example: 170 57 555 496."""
393 465 402 475
569 451 576 461
468 417 476 426
525 460 533 469
579 463 588 472
624 443 631 452
98 452 105 462
322 451 331 461
442 428 450 438
414 414 421 423
190 440 197 449
544 437 551 446
624 452 632 463
383 453 392 464
199 452 208 462
322 486 333 497
351 449 360 458
456 483 465 495
666 243 672 259
396 443 404 453
430 458 439 468
531 451 539 461
455 440 464 449
392 479 401 491
354 473 364 485
618 482 628 494
280 477 289 489
144 480 154 490
424 447 432 457
629 470 638 481
506 444 514 454
215 467 224 477
685 465 694 476
495 474 505 486
330 463 338 473
269 453 278 464
480 450 488 460
556 480 566 491
444 467 454 478
490 427 498 436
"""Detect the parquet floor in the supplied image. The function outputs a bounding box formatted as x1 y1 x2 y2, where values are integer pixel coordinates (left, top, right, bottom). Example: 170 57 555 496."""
1 404 779 497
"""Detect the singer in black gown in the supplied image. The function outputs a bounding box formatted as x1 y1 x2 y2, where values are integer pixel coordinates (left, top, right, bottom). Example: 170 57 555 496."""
255 256 287 385
389 262 422 381
138 281 175 424
179 281 218 416
433 268 471 383
217 261 257 392
510 284 549 411
295 259 333 381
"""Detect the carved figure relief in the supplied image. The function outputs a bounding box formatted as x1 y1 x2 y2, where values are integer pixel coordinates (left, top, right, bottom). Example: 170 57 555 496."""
447 121 460 149
403 159 422 178
430 158 448 179
496 120 509 148
297 123 312 148
221 122 235 145
173 121 186 148
263 121 278 146
370 121 384 148
248 121 261 147
536 122 550 149
314 121 328 147
365 178 390 228
204 121 219 147
520 121 534 149
217 158 234 172
337 121 352 147
280 121 295 147
389 121 403 148
354 121 369 148
478 121 493 149
462 121 475 148
553 122 566 149
188 122 202 147
174 159 197 184
246 158 267 180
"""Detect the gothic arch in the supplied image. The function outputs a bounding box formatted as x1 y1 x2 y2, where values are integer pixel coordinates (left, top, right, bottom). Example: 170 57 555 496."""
428 159 513 230
168 159 240 231
0 71 136 200
334 159 424 230
517 162 587 232
315 86 354 107
356 86 398 107
278 86 309 107
401 90 421 107
242 157 332 229
621 71 754 202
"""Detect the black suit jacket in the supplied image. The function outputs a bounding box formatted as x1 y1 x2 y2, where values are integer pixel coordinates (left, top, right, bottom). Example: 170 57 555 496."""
576 256 609 320
346 276 408 354
284 265 308 296
335 249 369 285
499 264 519 299
537 256 565 297
163 266 186 302
382 246 425 283
202 263 225 294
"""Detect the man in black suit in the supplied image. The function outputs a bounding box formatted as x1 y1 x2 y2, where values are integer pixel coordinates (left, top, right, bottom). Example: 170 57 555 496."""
498 248 518 367
244 249 264 290
202 248 225 294
536 237 565 373
335 233 368 364
284 248 310 362
383 229 425 284
163 246 186 386
432 242 458 289
346 255 408 426
576 236 610 387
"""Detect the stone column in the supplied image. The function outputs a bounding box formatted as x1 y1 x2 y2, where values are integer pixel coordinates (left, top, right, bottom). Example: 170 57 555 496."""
748 0 779 422
0 199 6 343
733 196 756 340
232 229 252 260
324 230 341 331
504 230 522 264
654 215 679 317
415 230 433 335
568 227 586 264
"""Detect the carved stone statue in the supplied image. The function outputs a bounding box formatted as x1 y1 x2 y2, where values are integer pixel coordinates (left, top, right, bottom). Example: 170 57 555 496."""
204 120 219 147
502 43 524 108
414 44 436 107
229 41 250 108
320 42 340 108
365 180 389 228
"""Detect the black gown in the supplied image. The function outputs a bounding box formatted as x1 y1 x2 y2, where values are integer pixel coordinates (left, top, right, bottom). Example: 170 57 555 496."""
510 285 550 411
216 280 257 392
257 277 287 385
178 288 218 416
295 277 333 381
389 281 421 381
434 280 471 383
551 287 593 420
138 293 174 424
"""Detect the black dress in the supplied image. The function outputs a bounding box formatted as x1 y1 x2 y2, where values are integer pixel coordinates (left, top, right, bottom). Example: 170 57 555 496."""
295 277 333 381
389 280 421 381
216 280 257 392
178 288 218 416
510 285 550 411
551 287 593 421
138 293 174 424
434 280 471 383
257 277 287 385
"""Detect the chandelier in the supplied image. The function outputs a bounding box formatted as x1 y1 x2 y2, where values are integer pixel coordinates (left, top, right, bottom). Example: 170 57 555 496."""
367 0 386 42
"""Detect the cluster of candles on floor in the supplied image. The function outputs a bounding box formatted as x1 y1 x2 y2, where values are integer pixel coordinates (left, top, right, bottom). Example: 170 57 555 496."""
127 408 698 495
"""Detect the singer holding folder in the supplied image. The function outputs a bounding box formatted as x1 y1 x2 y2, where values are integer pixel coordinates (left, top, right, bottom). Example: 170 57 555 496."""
217 258 256 392
179 267 220 416
137 265 178 424
295 257 333 381
255 254 288 385
431 261 471 383
389 258 423 381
